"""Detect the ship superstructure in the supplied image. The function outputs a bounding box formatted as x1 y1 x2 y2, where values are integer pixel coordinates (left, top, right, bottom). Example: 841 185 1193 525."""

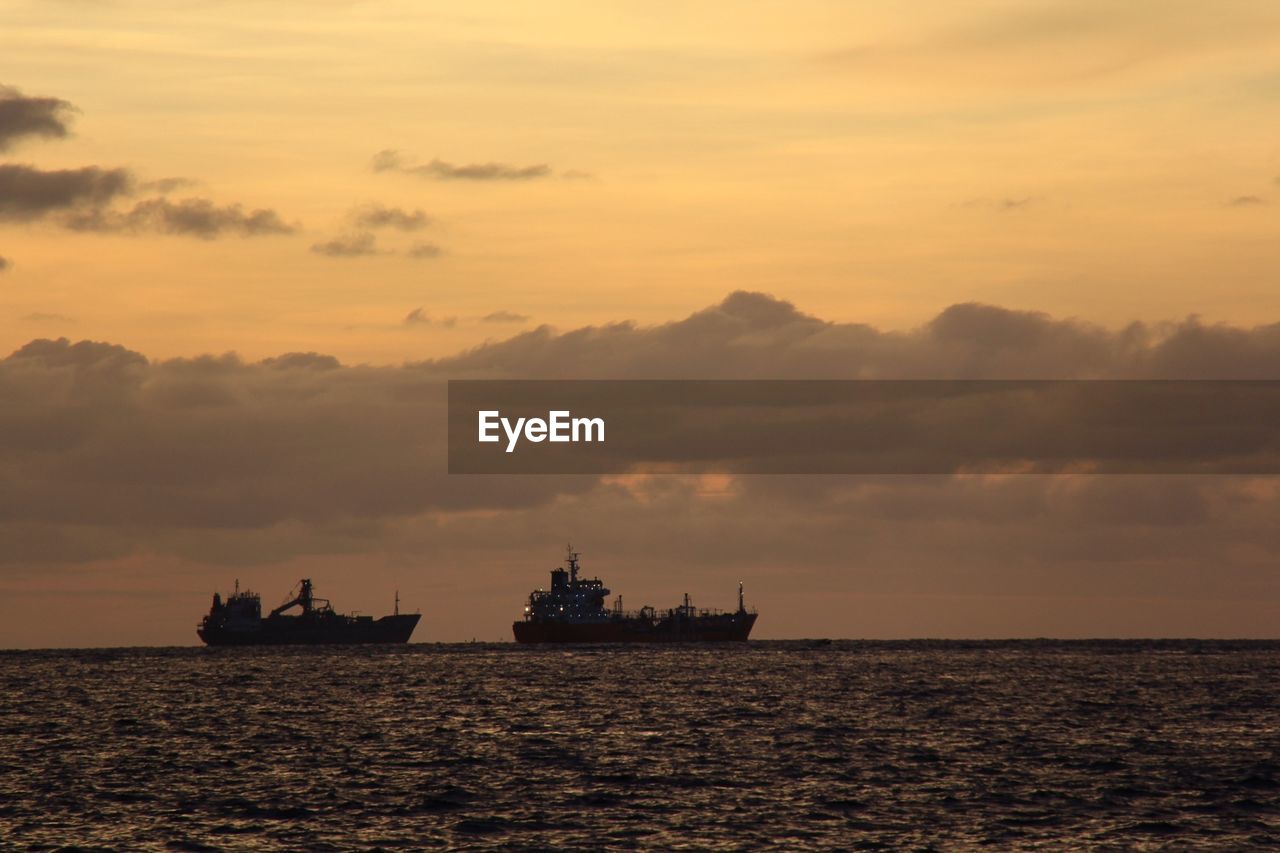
513 548 756 643
198 578 419 646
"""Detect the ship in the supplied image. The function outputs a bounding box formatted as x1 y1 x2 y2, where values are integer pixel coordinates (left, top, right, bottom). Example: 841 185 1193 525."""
197 578 420 646
513 548 757 643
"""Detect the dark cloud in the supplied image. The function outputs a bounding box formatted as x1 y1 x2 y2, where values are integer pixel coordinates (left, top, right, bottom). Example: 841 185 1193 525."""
481 310 530 323
1227 195 1266 207
406 242 442 259
0 85 75 151
0 90 290 239
7 336 147 373
352 204 430 231
63 197 294 238
0 164 132 222
0 256 8 272
372 149 553 181
310 232 380 257
403 308 457 327
0 336 527 537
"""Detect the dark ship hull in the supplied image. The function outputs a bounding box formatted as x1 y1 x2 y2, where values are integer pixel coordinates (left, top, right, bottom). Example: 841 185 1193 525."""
514 611 755 644
197 578 419 646
199 613 420 646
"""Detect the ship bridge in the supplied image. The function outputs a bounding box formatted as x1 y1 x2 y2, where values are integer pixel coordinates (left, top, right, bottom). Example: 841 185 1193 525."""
525 548 612 623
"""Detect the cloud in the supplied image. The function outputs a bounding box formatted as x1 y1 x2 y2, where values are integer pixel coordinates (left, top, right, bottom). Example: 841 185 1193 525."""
22 312 72 323
0 256 8 272
138 177 198 194
406 242 442 259
261 352 342 371
0 164 133 222
481 310 530 323
352 203 430 231
962 196 1040 211
1227 195 1266 207
0 89 289 239
312 232 439 258
372 149 553 181
403 308 457 327
432 290 1280 381
317 207 439 257
0 85 76 151
63 196 294 238
310 232 380 257
818 0 1280 93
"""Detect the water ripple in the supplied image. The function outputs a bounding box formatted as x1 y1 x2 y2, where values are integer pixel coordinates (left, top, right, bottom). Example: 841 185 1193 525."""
2 640 1279 849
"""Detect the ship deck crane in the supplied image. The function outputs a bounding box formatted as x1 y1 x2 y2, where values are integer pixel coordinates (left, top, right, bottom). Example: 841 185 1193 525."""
269 578 331 617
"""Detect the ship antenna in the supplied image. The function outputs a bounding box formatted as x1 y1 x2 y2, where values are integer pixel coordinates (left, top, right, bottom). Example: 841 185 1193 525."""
738 581 745 614
395 589 400 617
567 543 579 583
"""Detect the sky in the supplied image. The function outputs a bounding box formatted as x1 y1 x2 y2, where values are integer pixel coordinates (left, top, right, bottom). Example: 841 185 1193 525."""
1 1 1279 645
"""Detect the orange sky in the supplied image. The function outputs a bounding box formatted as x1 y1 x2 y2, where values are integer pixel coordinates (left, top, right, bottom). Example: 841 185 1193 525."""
2 0 1279 363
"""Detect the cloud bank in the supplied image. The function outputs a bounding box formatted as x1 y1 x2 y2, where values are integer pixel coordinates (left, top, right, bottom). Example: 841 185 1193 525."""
4 292 1279 545
4 293 1280 641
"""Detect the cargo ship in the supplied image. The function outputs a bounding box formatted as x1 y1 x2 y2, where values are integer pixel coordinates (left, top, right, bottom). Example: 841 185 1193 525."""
197 578 419 646
513 548 757 643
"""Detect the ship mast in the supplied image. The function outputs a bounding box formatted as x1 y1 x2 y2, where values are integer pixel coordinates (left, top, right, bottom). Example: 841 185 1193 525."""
738 582 745 614
566 544 579 584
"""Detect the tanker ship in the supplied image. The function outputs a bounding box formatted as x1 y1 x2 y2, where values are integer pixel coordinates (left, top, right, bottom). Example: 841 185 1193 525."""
513 548 757 643
197 578 419 646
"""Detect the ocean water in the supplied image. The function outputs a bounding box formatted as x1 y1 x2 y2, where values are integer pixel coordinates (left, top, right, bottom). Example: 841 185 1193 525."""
2 641 1279 850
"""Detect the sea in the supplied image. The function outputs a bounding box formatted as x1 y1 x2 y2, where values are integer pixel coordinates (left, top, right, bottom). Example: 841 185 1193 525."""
2 640 1279 850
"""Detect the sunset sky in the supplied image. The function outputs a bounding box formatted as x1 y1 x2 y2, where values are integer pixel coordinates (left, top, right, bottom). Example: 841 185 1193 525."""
2 1 1280 646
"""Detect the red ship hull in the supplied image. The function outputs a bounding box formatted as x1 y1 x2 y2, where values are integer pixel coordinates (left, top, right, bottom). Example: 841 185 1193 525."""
513 611 756 644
